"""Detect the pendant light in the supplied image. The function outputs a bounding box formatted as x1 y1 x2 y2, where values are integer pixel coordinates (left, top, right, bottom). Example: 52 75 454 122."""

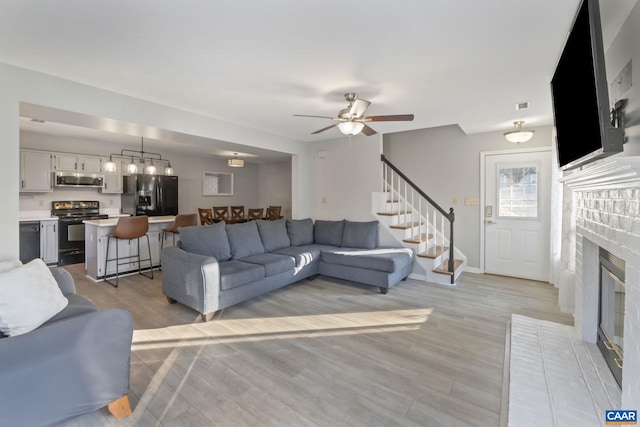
228 153 244 167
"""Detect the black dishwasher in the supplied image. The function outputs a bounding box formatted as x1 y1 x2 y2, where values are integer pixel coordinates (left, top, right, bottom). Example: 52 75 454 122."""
19 221 40 264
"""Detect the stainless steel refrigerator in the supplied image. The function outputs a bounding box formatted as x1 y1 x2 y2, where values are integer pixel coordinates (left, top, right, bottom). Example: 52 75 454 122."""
121 174 179 216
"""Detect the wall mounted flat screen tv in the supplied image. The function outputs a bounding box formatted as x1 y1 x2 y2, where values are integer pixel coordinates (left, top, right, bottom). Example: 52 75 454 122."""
551 0 624 171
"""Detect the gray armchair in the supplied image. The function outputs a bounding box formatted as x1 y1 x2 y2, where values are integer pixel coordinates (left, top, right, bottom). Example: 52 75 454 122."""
0 267 134 427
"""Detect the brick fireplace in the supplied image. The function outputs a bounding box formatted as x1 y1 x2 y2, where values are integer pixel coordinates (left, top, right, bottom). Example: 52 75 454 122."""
562 158 640 408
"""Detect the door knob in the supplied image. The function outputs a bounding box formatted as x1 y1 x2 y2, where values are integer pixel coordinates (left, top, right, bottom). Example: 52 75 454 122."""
486 220 496 224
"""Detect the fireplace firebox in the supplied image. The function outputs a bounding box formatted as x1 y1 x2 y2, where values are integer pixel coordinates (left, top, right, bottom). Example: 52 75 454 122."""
597 247 625 387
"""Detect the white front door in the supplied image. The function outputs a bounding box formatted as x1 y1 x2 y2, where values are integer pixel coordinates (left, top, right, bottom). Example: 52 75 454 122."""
483 149 551 282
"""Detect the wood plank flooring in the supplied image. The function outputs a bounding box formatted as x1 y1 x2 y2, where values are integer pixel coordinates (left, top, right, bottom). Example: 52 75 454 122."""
62 264 573 427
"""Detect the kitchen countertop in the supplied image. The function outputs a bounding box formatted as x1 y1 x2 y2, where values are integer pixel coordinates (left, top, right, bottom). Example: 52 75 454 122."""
19 215 58 222
83 215 175 227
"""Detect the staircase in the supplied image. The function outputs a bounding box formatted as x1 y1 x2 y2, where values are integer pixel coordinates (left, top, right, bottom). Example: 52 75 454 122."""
373 155 466 285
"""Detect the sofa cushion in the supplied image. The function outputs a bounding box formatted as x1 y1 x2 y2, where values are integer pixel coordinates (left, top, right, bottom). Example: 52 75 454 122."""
226 221 265 260
273 244 332 268
341 220 379 249
256 219 291 252
314 219 345 247
179 222 231 261
321 247 414 273
218 261 265 291
286 218 314 246
0 258 69 337
241 253 296 277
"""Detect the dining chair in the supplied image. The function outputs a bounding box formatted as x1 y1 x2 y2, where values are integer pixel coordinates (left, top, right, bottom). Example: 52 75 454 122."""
265 205 282 220
104 215 153 288
213 206 229 222
198 208 214 225
230 206 245 223
247 208 264 220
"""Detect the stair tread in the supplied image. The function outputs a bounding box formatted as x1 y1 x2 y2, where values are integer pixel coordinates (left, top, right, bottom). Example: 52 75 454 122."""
403 233 433 244
418 245 447 258
390 221 423 230
433 258 463 276
377 210 411 216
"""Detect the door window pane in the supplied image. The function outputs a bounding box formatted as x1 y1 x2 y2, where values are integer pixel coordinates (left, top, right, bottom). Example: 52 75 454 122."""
498 166 538 218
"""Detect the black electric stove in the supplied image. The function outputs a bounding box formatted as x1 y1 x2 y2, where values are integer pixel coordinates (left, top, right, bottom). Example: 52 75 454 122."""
51 201 109 265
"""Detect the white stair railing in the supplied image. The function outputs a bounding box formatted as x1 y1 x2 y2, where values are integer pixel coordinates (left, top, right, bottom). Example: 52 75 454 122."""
380 155 456 283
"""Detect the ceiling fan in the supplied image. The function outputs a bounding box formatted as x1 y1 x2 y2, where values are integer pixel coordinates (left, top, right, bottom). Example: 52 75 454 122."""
294 93 414 136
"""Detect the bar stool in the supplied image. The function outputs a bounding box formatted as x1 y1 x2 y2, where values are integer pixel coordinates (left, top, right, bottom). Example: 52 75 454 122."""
161 213 197 250
104 215 153 288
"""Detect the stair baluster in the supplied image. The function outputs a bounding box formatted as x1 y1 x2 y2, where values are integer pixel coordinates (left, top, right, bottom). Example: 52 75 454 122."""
380 154 460 284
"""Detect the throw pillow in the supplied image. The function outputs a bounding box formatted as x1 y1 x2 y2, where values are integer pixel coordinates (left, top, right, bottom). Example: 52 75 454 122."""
0 259 22 273
226 221 265 259
0 258 69 337
178 222 231 261
341 220 379 249
286 218 314 246
256 219 291 252
314 219 345 246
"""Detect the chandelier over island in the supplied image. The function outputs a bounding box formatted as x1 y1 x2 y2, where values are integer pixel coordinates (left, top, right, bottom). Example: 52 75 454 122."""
104 137 174 175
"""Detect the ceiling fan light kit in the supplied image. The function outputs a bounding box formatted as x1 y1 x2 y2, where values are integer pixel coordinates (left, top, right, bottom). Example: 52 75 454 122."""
338 121 365 136
504 120 534 143
294 93 414 137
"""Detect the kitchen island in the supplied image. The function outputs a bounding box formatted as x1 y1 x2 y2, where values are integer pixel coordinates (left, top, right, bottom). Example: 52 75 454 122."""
84 216 176 281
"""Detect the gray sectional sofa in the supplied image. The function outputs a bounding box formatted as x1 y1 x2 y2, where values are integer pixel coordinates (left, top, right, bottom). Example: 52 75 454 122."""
161 218 415 320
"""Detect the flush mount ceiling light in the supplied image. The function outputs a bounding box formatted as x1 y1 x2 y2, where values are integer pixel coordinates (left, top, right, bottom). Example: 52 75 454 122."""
504 120 535 143
228 153 244 167
337 121 365 136
104 137 174 175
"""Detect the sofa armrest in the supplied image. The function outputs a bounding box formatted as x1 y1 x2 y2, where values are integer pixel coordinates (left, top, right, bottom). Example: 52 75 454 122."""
50 266 76 295
0 308 133 427
161 246 221 315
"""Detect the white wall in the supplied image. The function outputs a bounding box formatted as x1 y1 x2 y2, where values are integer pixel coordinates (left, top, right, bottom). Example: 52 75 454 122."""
384 124 553 270
258 159 293 218
310 134 382 221
0 63 314 261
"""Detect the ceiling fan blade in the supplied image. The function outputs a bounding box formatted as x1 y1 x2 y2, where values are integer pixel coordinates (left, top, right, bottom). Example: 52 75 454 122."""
365 114 415 122
311 124 338 134
293 114 336 120
361 124 377 136
348 99 371 119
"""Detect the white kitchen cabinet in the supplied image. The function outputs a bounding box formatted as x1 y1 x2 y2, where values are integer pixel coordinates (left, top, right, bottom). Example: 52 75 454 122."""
85 218 172 281
102 159 124 193
53 153 103 173
40 219 58 265
20 150 53 192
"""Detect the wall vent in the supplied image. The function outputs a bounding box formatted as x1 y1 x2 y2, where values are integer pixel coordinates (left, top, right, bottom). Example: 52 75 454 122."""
515 101 530 110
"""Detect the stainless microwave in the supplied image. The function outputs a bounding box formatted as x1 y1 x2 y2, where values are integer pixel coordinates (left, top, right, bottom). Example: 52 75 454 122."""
54 172 104 188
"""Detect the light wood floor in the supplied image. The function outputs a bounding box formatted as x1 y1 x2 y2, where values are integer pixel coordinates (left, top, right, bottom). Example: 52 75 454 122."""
63 264 573 427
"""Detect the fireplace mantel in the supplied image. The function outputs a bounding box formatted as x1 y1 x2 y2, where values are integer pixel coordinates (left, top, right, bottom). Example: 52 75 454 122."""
560 156 640 190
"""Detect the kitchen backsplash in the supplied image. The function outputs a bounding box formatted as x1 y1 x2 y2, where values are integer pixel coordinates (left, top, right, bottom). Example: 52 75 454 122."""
19 188 122 215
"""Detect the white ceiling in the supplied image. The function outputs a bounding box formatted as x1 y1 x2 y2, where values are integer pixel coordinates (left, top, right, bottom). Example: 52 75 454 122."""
1 0 636 161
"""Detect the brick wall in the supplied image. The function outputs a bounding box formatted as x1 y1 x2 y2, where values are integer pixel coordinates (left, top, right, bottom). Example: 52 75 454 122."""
567 172 640 409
